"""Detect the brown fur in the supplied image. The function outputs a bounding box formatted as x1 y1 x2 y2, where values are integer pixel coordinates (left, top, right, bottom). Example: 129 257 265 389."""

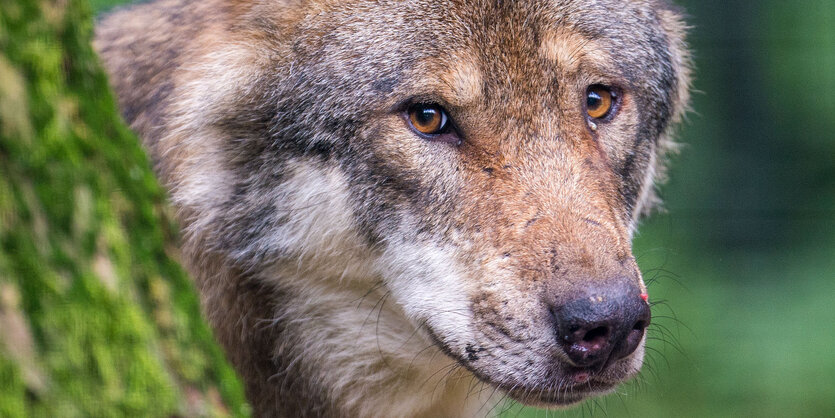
96 0 690 416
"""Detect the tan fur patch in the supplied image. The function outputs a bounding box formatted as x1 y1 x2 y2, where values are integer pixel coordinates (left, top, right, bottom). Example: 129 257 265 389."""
439 58 483 107
540 28 609 73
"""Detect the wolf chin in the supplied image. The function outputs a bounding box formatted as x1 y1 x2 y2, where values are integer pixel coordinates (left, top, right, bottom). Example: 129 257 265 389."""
95 0 691 416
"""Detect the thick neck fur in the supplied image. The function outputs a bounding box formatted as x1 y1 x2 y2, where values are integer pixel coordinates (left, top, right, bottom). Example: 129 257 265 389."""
190 246 499 417
179 161 501 416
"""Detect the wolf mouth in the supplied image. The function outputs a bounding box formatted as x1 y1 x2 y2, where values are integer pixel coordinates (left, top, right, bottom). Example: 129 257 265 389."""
486 371 618 407
424 327 620 407
502 379 618 407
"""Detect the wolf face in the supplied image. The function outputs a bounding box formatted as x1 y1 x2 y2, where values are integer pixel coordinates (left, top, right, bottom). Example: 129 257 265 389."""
97 0 690 415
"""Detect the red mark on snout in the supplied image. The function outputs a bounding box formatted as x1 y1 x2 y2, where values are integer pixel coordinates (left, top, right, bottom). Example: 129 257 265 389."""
640 293 649 302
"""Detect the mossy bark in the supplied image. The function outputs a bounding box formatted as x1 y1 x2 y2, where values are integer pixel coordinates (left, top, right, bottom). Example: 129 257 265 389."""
0 0 248 415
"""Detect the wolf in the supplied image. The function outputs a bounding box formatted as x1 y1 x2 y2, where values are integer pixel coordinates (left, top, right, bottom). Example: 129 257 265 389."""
95 0 690 416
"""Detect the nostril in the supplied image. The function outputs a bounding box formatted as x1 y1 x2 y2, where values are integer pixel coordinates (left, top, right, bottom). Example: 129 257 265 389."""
560 323 612 367
628 321 647 344
582 326 609 346
610 319 649 362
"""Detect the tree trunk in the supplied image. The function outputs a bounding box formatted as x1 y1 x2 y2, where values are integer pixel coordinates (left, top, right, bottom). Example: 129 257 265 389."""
0 0 248 415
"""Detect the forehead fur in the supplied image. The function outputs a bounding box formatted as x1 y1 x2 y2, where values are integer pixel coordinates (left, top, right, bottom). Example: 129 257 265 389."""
439 58 483 107
540 28 610 74
280 0 688 98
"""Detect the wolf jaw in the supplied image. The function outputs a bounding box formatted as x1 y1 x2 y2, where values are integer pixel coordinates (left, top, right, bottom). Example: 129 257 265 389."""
95 0 691 416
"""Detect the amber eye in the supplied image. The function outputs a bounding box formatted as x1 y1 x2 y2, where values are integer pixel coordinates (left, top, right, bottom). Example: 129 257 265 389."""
586 85 616 119
407 103 449 135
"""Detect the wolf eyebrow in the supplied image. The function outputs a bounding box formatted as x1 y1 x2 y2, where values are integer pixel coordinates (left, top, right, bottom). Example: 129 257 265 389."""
440 59 484 107
540 28 609 73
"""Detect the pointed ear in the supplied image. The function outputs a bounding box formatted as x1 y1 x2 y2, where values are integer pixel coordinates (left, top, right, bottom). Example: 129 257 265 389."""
632 3 693 222
657 3 693 126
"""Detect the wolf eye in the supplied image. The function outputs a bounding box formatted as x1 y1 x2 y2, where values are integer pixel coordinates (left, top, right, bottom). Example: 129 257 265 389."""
407 103 449 136
586 85 616 119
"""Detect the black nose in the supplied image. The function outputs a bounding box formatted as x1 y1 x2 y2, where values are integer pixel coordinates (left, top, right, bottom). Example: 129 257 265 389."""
551 281 650 368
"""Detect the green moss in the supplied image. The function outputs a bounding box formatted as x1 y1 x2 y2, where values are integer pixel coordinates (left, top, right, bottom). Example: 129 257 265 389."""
0 0 248 415
0 355 26 418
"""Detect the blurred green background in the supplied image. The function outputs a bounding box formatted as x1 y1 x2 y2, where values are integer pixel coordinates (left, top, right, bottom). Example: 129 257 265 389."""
3 0 833 416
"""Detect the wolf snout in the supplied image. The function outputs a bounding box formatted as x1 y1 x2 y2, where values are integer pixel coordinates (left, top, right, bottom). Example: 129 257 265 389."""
550 281 651 369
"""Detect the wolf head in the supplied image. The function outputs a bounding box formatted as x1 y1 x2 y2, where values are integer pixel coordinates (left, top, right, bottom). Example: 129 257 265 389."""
98 0 690 412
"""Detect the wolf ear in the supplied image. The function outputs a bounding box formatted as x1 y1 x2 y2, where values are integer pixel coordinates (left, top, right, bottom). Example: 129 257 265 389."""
631 4 693 222
657 4 693 126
